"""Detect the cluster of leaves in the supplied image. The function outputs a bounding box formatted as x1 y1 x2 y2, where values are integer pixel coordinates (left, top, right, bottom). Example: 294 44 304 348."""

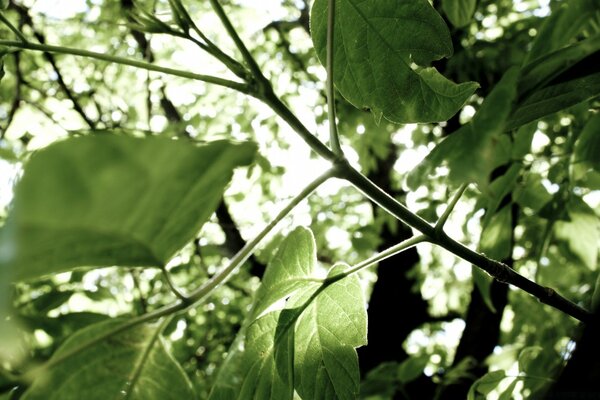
0 0 599 399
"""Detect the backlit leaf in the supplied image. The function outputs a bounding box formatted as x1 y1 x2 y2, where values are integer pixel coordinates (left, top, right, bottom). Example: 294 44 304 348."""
1 135 256 281
311 0 478 123
209 227 367 400
526 0 600 63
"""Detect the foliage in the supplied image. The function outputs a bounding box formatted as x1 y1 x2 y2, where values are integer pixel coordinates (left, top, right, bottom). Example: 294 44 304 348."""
0 0 599 399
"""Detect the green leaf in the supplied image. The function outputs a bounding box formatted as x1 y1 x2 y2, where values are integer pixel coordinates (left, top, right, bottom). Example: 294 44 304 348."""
23 319 196 400
442 0 477 28
472 267 496 314
512 175 552 212
210 227 367 400
408 67 519 189
0 0 9 10
526 0 600 63
396 355 429 384
208 312 294 400
292 264 366 400
311 0 478 123
507 72 600 130
467 370 506 400
518 346 543 373
479 205 513 261
497 378 517 400
574 113 600 171
519 35 600 98
2 135 256 281
554 197 599 270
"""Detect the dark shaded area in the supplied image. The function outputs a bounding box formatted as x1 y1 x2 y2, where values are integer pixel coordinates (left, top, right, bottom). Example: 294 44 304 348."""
357 148 436 399
547 305 600 398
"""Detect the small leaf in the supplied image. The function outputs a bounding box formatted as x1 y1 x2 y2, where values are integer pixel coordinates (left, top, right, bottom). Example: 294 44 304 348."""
518 346 543 373
526 0 600 63
311 0 478 123
23 319 196 400
442 0 477 28
1 135 256 281
472 267 496 314
0 0 9 10
512 175 552 212
507 72 600 130
554 197 599 270
574 113 600 172
497 378 518 400
467 370 506 400
397 355 429 384
479 205 513 261
408 67 519 189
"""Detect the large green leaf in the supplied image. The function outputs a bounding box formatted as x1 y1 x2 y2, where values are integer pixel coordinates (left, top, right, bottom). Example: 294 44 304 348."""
507 72 600 130
209 227 367 400
311 0 478 123
407 67 519 189
442 0 477 28
525 0 600 63
2 135 256 281
23 319 195 400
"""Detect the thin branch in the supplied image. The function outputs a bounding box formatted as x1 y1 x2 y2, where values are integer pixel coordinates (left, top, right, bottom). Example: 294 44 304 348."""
185 168 334 303
326 0 342 156
334 234 427 279
261 86 592 323
0 12 27 42
208 0 265 84
0 40 251 93
435 183 469 235
11 2 97 129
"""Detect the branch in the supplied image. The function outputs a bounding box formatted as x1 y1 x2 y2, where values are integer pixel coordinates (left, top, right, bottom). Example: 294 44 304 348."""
185 168 333 303
260 75 592 324
435 183 469 235
334 234 427 279
0 40 251 93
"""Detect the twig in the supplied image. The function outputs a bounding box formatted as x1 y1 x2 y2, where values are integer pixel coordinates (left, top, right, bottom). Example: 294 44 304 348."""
0 40 251 93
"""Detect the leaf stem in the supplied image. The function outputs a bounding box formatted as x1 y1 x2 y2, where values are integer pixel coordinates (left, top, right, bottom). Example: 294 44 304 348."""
326 0 342 156
0 13 27 43
0 40 250 93
185 168 334 303
435 183 469 235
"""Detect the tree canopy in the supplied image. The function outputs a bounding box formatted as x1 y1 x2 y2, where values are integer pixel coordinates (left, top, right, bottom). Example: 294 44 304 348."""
0 0 599 399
